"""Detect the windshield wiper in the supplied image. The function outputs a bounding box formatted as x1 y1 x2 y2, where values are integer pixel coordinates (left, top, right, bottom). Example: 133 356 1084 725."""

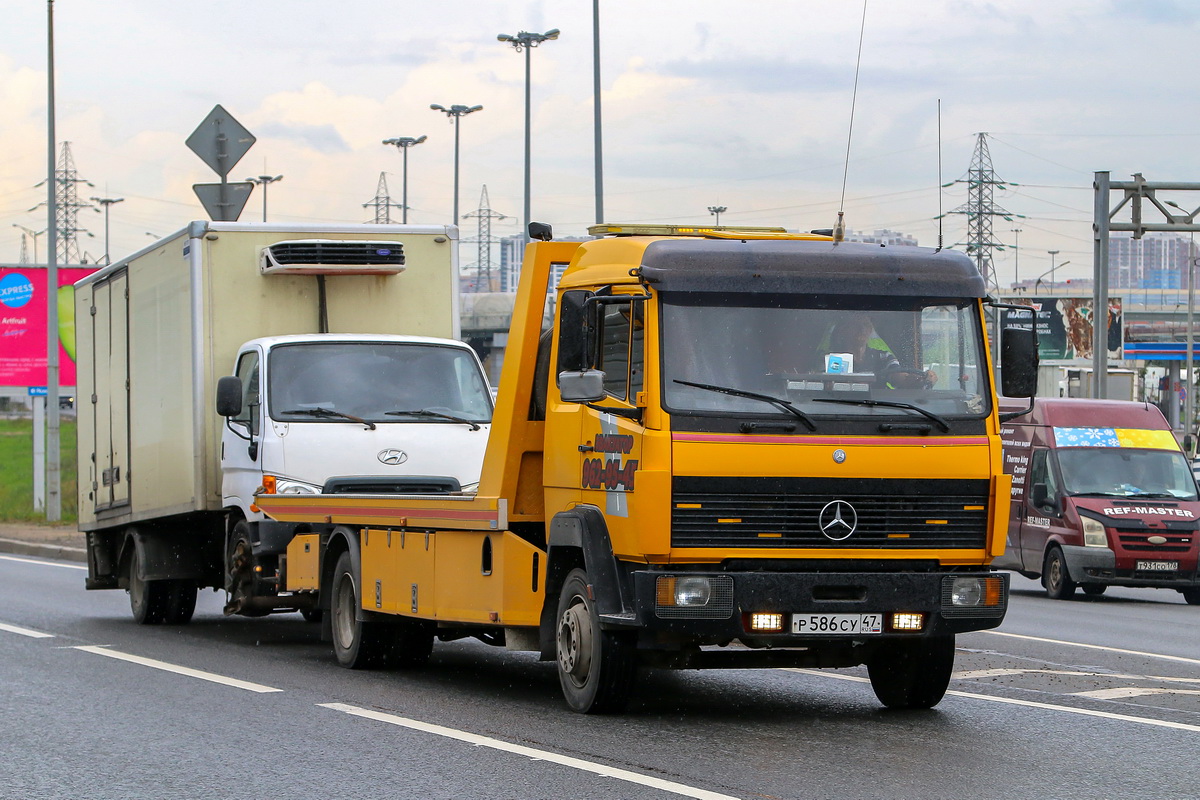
279 407 376 430
385 408 482 431
673 379 816 431
812 397 950 432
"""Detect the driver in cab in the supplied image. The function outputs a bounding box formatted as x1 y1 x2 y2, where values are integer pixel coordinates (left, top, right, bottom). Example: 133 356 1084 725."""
826 314 937 390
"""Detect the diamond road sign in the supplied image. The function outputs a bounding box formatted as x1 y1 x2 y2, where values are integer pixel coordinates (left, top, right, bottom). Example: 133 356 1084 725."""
193 181 254 222
186 104 256 178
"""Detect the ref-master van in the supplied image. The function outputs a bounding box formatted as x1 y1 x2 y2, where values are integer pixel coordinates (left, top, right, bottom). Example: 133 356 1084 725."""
996 398 1200 603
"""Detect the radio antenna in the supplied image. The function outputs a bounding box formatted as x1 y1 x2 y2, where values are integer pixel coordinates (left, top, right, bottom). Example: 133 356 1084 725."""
836 0 869 242
936 98 944 252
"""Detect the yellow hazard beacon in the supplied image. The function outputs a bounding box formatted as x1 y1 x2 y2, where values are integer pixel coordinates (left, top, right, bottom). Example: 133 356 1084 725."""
256 222 1040 714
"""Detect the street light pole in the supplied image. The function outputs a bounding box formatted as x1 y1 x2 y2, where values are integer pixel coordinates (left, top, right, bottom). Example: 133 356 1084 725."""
430 104 483 224
1011 227 1022 288
246 175 283 222
1048 250 1060 291
498 28 559 243
382 136 428 224
708 206 727 227
90 196 124 264
592 0 604 225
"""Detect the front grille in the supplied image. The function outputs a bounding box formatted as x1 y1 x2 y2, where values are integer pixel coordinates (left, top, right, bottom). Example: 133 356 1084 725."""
1114 528 1193 553
672 476 989 549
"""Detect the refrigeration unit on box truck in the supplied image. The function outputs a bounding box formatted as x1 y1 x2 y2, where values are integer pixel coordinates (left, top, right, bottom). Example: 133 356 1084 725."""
76 221 492 624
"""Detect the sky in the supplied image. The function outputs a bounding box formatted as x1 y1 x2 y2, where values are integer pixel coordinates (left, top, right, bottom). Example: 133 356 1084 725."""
3 0 1200 287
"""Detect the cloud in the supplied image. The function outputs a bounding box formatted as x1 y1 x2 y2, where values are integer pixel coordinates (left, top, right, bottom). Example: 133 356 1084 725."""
255 122 349 154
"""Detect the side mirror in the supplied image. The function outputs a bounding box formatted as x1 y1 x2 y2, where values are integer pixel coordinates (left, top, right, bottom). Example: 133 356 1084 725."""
528 221 553 242
216 376 243 417
1185 433 1198 459
558 369 606 403
1000 327 1038 398
1031 482 1051 510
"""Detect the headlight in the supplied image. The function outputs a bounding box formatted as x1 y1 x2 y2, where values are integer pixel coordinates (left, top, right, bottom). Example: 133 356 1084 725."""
656 575 714 607
949 576 1004 607
264 476 322 495
1081 517 1108 547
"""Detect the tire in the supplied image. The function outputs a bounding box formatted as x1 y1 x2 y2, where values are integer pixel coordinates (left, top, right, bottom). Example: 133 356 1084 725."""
225 521 269 617
1081 583 1107 597
163 581 198 624
867 635 955 709
1181 588 1200 606
329 551 433 669
128 546 168 625
554 568 638 714
1042 546 1077 600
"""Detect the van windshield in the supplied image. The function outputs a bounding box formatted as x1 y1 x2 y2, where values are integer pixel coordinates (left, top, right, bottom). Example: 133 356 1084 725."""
1058 448 1198 500
268 342 493 424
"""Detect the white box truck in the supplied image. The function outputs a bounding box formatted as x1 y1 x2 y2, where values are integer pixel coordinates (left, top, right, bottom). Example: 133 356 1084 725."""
76 221 493 624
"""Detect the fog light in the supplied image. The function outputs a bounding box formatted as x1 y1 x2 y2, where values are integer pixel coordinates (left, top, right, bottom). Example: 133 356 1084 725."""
749 612 784 632
656 576 713 607
890 612 925 631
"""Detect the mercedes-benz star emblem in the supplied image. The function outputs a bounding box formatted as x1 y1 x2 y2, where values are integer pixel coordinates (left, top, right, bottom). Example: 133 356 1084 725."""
832 449 846 464
818 500 858 541
377 448 408 466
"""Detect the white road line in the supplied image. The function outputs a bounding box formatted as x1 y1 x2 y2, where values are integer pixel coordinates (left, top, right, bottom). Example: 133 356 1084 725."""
0 554 87 570
981 630 1200 668
1075 687 1200 700
319 702 742 800
0 621 54 638
785 668 1200 733
73 645 282 693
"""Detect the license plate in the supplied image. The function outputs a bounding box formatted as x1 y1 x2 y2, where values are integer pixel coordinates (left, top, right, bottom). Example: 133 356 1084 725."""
1136 560 1178 572
791 613 883 635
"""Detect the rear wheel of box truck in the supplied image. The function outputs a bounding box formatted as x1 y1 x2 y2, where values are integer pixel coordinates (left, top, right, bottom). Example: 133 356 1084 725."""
554 568 638 714
867 635 955 709
128 547 169 625
329 552 433 669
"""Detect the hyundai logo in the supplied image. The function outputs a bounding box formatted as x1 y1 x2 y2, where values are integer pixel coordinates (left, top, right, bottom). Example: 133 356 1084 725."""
377 448 408 465
818 500 858 541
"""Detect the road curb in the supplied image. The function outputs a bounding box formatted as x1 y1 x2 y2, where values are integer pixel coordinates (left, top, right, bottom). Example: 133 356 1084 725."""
0 537 87 563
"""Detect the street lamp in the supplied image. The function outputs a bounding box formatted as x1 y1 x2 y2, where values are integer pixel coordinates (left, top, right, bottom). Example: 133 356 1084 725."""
430 104 483 224
1048 250 1060 289
498 27 559 242
246 175 283 222
90 196 124 264
708 206 727 227
1033 260 1069 294
382 136 428 224
12 224 46 263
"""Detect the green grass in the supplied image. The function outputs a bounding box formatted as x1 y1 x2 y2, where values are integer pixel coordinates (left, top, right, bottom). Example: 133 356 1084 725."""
0 418 77 522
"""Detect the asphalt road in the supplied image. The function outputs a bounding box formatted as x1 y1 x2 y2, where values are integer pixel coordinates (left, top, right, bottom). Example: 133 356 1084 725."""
2 554 1197 800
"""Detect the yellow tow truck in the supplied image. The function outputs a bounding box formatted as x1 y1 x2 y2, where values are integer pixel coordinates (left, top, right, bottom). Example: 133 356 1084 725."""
257 223 1038 713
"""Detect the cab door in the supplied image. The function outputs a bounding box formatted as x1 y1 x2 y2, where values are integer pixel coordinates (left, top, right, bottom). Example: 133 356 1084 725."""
578 297 646 528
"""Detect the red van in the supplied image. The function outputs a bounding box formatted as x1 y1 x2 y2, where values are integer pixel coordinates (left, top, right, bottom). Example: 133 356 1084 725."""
996 398 1200 603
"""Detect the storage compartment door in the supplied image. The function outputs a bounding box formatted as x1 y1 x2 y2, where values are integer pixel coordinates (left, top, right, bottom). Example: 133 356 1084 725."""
108 272 130 507
90 273 130 512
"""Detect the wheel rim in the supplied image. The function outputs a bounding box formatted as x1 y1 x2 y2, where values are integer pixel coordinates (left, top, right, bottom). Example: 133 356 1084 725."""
1048 553 1063 591
333 573 357 652
557 597 594 688
129 553 145 609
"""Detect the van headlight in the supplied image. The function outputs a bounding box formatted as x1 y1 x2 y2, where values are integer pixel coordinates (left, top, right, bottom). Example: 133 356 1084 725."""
1081 517 1108 547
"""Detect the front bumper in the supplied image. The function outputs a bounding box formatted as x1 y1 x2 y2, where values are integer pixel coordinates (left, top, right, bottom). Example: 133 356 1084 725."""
609 569 1008 643
1062 545 1200 589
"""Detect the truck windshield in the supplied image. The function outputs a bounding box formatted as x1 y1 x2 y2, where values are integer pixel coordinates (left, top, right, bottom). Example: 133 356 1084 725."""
268 342 492 425
1058 448 1198 500
661 295 990 420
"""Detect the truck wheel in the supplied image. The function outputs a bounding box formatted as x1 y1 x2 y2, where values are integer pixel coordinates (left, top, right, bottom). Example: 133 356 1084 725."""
1181 588 1200 606
554 568 637 714
128 547 168 625
867 635 955 709
1042 546 1077 600
329 552 433 669
164 581 198 624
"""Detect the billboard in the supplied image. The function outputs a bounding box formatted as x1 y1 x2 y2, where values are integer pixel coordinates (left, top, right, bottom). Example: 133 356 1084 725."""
0 266 99 387
999 296 1124 365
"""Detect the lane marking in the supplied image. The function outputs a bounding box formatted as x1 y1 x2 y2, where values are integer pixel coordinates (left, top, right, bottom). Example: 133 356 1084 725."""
0 554 87 571
1075 687 1200 700
319 702 741 800
73 645 282 693
980 630 1200 668
786 668 1200 733
955 667 1200 685
0 621 54 638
